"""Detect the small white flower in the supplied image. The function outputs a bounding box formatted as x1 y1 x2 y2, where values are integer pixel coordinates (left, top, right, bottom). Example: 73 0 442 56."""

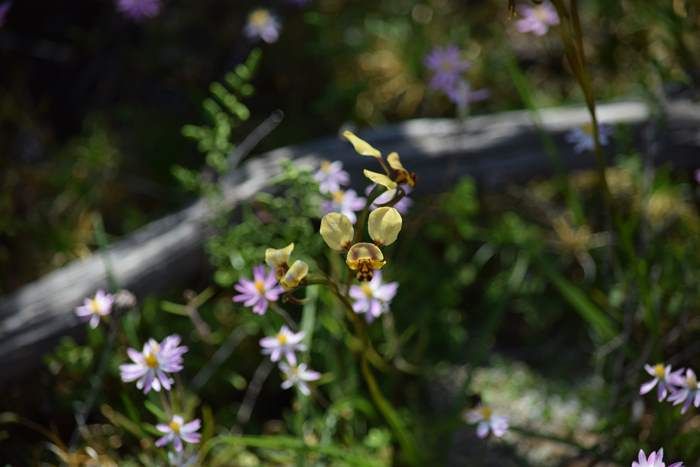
259 325 306 365
464 405 508 439
280 362 320 396
156 415 201 452
75 290 114 329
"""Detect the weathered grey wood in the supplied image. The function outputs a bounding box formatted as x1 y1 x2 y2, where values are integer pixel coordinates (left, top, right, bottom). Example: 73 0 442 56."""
1 99 699 382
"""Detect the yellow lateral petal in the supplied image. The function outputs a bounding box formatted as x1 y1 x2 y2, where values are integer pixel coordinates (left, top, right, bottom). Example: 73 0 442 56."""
368 207 402 246
363 170 397 189
320 213 354 251
387 152 405 171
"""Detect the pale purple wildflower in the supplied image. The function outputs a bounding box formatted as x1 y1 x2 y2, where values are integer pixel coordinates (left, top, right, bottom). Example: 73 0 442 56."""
348 271 398 322
465 406 508 439
0 1 12 27
119 335 187 394
632 448 683 467
280 362 321 396
259 325 306 365
367 184 413 214
115 0 161 21
244 9 281 44
640 363 684 402
516 2 559 36
694 169 700 184
156 415 201 452
565 123 612 154
233 265 285 315
445 80 490 112
75 290 115 329
322 189 366 223
668 369 700 414
315 160 350 194
424 45 471 93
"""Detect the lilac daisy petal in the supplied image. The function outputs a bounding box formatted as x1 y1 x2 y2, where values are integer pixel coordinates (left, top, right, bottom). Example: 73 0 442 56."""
348 271 398 323
119 335 187 394
156 415 201 452
244 9 281 43
232 265 285 315
315 160 351 194
516 2 559 36
116 0 161 21
424 45 471 93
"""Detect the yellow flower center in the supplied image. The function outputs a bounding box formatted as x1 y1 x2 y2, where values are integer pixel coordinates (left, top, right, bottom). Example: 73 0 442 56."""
320 160 332 173
581 122 594 136
535 5 549 22
332 191 345 204
277 333 288 345
145 352 158 369
480 406 493 420
249 9 271 27
89 298 101 314
361 283 374 298
653 363 666 379
254 279 266 294
687 372 698 389
168 420 181 433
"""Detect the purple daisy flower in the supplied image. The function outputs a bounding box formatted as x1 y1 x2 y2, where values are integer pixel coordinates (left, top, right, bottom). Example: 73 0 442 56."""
115 0 161 21
565 123 612 154
156 415 201 452
632 448 683 467
465 406 508 439
280 362 321 396
0 1 12 27
233 265 285 315
348 271 398 322
367 184 413 214
119 335 187 393
259 325 306 365
75 289 115 329
315 160 350 194
668 369 700 414
640 363 684 402
424 45 471 93
322 189 366 223
244 9 281 44
516 2 559 36
445 80 490 112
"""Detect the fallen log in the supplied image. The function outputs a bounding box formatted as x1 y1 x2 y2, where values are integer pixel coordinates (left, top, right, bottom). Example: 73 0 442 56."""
1 99 699 381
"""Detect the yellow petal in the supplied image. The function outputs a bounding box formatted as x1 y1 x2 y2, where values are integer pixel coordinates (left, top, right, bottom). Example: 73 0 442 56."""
387 152 405 171
342 131 381 158
368 207 402 246
265 243 295 269
280 260 309 290
320 212 354 251
363 169 397 189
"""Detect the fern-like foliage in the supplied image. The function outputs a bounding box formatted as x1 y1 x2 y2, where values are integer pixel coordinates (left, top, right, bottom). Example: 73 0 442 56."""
174 49 262 193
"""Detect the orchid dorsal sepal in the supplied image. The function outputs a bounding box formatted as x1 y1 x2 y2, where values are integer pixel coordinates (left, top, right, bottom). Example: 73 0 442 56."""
265 243 295 278
320 212 355 251
342 130 382 158
368 207 402 246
